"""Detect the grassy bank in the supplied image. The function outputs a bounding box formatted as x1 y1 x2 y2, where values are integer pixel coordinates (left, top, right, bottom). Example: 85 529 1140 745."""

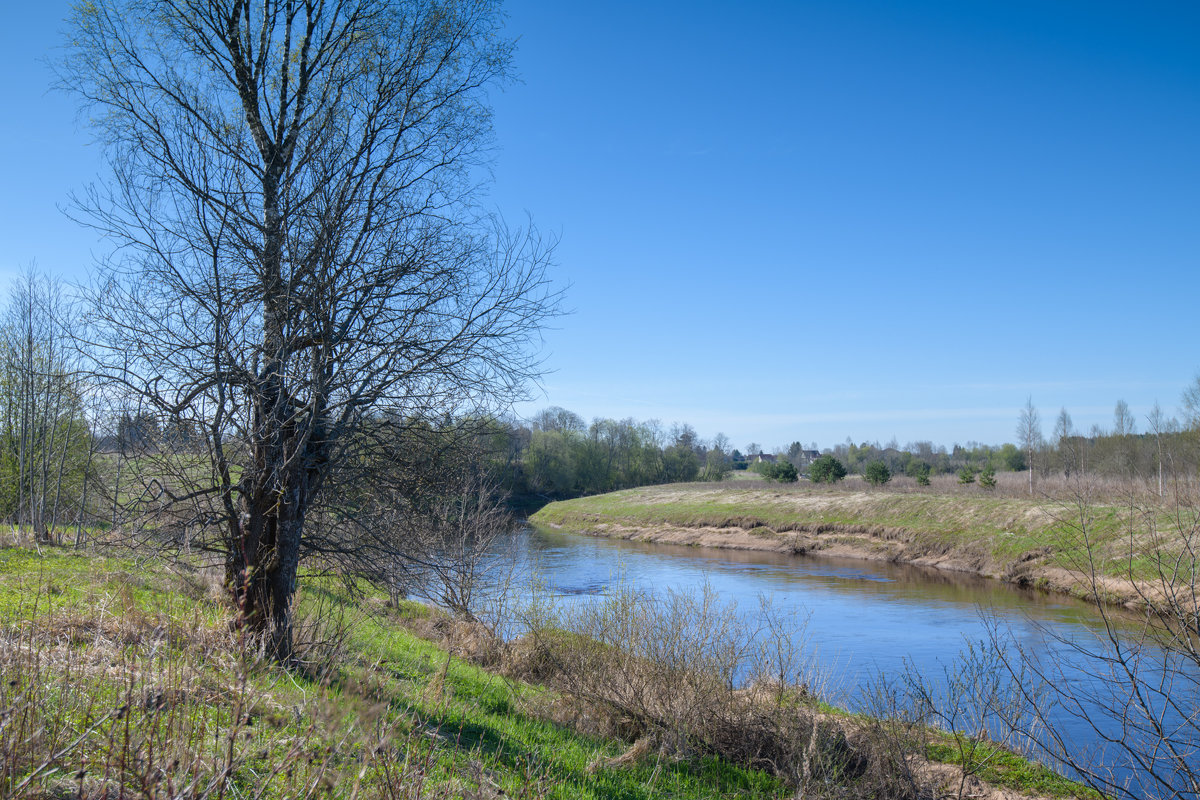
529 481 1193 603
0 547 780 799
0 545 1095 799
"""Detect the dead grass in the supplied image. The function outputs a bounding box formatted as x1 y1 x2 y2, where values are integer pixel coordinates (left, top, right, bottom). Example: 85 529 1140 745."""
0 550 566 800
0 576 451 799
532 478 1197 608
488 579 1093 800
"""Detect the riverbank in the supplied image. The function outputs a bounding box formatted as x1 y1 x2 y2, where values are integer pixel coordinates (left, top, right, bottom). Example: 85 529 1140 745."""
529 482 1184 607
0 544 1095 800
0 545 780 799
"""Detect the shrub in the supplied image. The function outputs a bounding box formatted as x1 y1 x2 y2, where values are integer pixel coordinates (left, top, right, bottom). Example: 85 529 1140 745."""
809 455 847 484
906 460 932 487
957 466 976 485
999 443 1026 472
762 461 799 483
702 449 732 482
978 465 997 490
521 583 918 794
864 461 891 487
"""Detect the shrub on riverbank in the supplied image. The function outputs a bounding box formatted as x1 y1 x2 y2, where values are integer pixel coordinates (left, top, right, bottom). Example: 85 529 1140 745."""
506 578 1096 800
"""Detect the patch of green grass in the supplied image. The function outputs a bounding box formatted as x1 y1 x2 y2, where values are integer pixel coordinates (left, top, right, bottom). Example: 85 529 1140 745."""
925 741 1104 799
0 545 785 800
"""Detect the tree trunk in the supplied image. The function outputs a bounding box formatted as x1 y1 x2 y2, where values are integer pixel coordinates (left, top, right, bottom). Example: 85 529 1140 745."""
226 439 312 663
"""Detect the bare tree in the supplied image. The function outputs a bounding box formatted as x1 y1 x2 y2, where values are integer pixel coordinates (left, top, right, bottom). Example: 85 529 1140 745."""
1146 402 1169 498
60 0 556 660
0 268 95 544
382 451 514 623
987 480 1200 800
1053 407 1075 478
1182 374 1200 431
1113 399 1137 478
1016 397 1042 496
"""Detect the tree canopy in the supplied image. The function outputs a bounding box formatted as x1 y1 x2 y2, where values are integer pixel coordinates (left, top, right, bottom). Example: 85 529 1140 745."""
61 0 556 659
808 455 847 484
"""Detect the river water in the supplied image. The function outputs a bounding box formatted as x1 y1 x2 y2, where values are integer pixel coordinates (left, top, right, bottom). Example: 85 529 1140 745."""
487 523 1198 797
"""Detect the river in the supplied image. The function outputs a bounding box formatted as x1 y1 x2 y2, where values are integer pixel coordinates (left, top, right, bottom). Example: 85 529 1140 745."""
485 523 1199 798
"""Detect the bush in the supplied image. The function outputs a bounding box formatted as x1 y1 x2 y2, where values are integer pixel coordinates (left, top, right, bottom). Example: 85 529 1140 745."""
978 465 997 490
702 449 732 482
762 461 799 483
999 443 1026 472
957 466 976 485
808 455 847 484
521 583 917 794
864 461 891 487
906 460 932 487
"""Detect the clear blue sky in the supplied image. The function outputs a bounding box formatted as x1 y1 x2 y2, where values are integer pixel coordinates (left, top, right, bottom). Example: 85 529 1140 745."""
3 1 1198 451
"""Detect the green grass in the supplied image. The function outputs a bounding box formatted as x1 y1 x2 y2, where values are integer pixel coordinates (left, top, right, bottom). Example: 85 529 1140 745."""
925 740 1104 799
0 545 784 800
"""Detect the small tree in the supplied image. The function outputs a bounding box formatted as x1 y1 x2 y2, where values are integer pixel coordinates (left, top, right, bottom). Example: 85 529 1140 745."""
809 455 847 484
978 465 996 490
701 448 732 482
906 460 931 487
762 461 798 483
957 466 976 485
1017 398 1043 495
864 460 891 487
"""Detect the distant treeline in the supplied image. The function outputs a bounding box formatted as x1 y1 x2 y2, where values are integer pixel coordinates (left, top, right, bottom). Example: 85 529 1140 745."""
4 269 1200 532
477 400 1200 504
478 407 730 505
821 400 1200 492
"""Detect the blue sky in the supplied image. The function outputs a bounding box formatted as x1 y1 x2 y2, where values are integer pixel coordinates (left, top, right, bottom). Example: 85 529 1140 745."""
3 1 1198 451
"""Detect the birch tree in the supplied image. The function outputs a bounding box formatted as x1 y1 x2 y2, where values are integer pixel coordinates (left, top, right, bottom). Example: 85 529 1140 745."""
0 269 94 543
1146 402 1169 497
1053 407 1074 478
1112 399 1137 478
1016 397 1042 496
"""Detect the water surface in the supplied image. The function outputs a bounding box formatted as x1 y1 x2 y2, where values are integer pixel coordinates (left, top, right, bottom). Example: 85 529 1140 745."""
488 523 1197 795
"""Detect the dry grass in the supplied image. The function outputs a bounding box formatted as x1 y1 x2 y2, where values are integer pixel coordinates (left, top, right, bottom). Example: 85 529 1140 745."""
0 576 468 799
532 477 1199 605
1 547 802 800
492 580 1093 800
